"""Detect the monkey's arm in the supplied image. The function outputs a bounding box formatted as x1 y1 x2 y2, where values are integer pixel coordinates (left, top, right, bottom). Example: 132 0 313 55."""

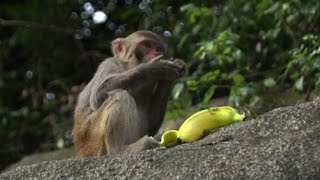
147 81 173 136
89 58 141 110
147 59 188 135
89 58 179 110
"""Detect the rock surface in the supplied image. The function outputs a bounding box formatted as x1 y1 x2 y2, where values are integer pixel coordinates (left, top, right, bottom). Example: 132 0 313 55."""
5 147 75 171
1 97 320 179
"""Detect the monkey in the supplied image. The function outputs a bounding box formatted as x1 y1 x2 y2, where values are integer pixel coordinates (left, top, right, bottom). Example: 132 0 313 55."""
72 30 187 157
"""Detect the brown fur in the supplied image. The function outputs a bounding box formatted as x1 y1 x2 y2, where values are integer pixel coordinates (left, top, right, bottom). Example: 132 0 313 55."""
72 31 187 157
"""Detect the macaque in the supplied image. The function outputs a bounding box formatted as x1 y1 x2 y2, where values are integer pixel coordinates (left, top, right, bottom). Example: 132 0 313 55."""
72 30 187 157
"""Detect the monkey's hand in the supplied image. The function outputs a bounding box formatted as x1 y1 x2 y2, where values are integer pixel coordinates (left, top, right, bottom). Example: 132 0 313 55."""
172 59 188 77
149 55 163 63
137 60 181 81
126 136 160 153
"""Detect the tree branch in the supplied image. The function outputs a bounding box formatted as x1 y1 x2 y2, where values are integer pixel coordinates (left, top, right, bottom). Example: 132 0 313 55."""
0 18 74 35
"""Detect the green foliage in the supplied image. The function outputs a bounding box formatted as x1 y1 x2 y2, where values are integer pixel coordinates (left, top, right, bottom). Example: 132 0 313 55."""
287 35 320 91
167 0 320 111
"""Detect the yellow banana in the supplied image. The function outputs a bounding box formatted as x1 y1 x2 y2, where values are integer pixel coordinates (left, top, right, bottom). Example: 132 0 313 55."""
160 106 245 147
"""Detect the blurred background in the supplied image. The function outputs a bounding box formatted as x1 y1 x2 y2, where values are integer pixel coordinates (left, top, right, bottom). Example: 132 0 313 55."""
0 0 319 170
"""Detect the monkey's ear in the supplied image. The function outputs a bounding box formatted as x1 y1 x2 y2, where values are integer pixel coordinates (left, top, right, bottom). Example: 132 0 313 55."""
112 38 124 57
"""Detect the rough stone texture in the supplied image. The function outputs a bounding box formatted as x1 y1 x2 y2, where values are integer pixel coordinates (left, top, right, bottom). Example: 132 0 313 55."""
1 97 320 179
5 147 75 171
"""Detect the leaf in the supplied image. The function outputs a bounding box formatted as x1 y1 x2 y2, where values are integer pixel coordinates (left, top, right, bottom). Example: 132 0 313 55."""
294 76 304 91
314 57 320 69
232 49 242 60
256 0 272 19
264 2 280 14
263 77 276 88
172 83 185 100
180 4 195 12
232 73 245 85
203 85 217 104
204 42 214 51
187 80 199 91
177 34 189 51
286 14 296 24
223 47 232 55
239 86 254 96
200 70 220 82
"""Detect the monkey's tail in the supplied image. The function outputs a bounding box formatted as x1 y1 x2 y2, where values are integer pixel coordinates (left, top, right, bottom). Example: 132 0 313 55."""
159 130 180 147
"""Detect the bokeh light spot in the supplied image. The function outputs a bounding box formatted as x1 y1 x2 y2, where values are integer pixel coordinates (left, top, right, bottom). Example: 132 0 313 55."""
70 12 78 20
164 30 172 37
139 2 147 9
82 28 92 37
93 11 107 24
82 20 90 27
26 70 33 79
107 22 116 30
81 11 89 19
46 92 56 100
84 2 94 14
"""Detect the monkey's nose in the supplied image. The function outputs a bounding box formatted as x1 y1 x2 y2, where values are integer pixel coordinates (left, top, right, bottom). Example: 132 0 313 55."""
154 52 162 57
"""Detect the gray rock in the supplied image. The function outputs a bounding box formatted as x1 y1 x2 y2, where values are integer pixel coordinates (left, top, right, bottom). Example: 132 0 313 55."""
1 97 320 180
5 147 75 171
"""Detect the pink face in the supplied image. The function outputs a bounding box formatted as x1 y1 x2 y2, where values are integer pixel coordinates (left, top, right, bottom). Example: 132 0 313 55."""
140 40 165 63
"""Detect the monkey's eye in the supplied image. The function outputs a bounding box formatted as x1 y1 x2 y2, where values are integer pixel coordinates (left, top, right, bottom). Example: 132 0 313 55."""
156 47 164 53
143 42 152 48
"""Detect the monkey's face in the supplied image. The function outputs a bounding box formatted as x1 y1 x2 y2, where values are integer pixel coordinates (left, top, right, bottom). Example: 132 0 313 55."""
112 31 167 66
138 40 165 63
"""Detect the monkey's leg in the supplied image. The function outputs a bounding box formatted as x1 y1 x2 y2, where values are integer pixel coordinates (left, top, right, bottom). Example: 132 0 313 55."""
98 90 158 155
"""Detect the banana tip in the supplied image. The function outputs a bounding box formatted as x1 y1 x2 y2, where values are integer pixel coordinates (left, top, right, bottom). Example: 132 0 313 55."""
234 112 245 121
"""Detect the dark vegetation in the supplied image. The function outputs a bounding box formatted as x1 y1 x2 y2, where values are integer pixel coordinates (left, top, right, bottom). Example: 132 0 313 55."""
0 0 319 170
